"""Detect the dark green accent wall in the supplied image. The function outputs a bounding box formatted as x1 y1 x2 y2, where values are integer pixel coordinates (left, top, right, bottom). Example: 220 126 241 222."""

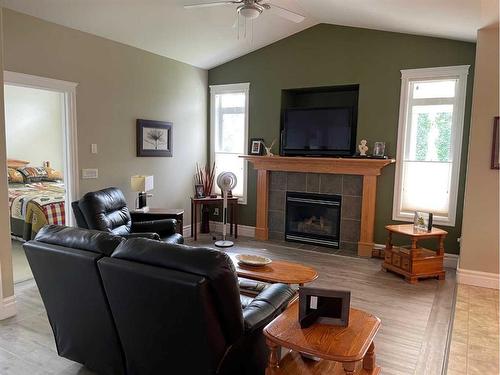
208 23 476 254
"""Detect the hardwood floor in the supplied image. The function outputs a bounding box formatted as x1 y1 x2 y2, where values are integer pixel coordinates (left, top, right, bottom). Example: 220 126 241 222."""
0 236 457 375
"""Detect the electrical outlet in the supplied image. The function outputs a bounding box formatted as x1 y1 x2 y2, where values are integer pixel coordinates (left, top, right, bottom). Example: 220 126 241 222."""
214 208 219 216
81 169 98 179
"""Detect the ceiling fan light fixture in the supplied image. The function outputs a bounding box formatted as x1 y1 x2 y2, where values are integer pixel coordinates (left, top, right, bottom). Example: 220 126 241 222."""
237 4 263 19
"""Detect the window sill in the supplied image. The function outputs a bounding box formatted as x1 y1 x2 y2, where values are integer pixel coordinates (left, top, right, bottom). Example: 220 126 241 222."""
392 212 455 227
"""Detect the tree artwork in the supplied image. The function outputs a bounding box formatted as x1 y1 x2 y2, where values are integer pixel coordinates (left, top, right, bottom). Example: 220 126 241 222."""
144 128 167 150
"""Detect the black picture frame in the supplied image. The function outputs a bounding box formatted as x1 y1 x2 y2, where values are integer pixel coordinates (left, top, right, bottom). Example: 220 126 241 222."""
195 184 205 198
299 286 351 328
491 116 499 169
137 119 173 157
249 138 264 155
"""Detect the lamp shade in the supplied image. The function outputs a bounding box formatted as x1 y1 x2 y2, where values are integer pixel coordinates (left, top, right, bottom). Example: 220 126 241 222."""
131 175 154 192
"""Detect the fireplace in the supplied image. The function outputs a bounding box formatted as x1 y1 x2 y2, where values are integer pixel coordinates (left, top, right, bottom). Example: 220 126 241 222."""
285 192 341 248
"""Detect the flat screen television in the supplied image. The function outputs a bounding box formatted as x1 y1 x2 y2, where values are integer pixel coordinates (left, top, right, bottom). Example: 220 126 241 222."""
280 107 357 157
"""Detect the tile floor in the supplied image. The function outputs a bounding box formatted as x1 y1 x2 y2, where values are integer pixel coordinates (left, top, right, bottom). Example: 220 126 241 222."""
446 284 500 375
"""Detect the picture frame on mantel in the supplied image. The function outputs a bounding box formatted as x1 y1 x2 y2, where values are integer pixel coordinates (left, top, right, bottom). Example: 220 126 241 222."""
137 119 173 157
491 116 499 169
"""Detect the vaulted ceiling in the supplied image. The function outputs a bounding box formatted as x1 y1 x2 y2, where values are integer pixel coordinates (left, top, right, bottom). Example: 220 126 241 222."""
1 0 497 69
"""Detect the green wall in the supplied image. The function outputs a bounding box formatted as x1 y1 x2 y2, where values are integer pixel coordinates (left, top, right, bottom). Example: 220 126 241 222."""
208 23 476 254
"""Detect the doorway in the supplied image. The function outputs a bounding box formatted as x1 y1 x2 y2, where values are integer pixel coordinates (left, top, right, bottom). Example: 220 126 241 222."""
4 71 78 283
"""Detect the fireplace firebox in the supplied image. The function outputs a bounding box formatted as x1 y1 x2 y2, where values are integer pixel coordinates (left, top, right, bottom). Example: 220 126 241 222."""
285 192 341 248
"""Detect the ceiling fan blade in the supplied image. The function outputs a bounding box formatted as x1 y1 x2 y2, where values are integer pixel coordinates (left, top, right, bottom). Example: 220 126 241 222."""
184 1 239 9
268 3 305 23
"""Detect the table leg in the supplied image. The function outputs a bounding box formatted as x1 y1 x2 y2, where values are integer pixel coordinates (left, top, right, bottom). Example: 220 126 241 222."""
235 202 238 239
194 203 198 241
266 339 280 371
363 342 376 370
191 201 194 238
342 362 356 375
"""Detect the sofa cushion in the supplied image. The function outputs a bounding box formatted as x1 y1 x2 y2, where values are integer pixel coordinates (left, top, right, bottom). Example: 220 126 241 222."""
111 238 244 343
78 187 132 235
35 225 124 256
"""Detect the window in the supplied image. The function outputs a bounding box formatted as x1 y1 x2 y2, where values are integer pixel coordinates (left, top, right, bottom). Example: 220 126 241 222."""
393 66 469 226
210 83 249 203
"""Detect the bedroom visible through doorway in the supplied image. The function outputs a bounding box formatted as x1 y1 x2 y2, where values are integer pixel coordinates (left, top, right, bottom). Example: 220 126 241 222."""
4 72 78 284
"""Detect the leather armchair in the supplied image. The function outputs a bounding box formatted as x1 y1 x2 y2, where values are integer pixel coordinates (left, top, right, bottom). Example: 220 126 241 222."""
23 225 126 375
72 187 183 244
98 238 295 375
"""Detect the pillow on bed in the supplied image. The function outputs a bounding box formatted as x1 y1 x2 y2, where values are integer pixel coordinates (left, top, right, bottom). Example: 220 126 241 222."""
17 166 48 183
44 167 63 181
7 168 24 184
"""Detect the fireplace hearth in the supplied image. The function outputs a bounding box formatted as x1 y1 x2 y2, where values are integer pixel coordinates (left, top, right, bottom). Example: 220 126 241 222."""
285 192 341 248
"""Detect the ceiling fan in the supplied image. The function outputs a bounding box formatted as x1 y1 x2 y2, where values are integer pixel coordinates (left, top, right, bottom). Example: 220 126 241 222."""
184 0 305 23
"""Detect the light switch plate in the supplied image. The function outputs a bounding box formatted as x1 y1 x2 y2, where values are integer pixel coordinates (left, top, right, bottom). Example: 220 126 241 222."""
82 168 98 179
91 144 98 154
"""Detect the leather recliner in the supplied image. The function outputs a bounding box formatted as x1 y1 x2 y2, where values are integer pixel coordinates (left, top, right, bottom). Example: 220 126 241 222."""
98 238 295 375
25 225 295 375
72 187 183 244
23 225 127 375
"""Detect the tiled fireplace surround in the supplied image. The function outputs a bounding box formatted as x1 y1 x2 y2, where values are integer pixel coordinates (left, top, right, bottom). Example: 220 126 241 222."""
268 171 362 253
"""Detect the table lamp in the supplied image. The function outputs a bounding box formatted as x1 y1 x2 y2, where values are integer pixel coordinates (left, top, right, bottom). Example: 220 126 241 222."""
131 175 154 212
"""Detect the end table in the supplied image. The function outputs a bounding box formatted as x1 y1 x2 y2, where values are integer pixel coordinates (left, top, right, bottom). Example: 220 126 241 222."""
264 302 381 374
382 224 447 284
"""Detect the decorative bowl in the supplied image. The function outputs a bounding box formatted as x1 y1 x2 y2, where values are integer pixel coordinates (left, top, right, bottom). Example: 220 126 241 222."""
235 254 272 267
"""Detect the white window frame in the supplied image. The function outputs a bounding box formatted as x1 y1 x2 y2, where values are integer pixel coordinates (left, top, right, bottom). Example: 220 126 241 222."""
393 65 469 226
210 83 249 204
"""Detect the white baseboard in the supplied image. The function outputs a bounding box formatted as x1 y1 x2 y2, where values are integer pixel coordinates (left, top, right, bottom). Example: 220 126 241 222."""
0 295 17 320
209 221 255 238
457 267 500 289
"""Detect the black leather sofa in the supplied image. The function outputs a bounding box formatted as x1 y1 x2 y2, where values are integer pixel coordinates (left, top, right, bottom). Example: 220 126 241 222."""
24 225 295 375
72 187 183 244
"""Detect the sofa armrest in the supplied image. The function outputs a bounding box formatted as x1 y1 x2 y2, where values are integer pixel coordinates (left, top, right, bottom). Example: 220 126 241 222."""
131 219 177 236
122 232 161 240
242 283 295 333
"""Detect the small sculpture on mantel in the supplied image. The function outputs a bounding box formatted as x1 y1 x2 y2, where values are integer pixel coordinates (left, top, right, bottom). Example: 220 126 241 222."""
263 139 277 157
358 139 368 156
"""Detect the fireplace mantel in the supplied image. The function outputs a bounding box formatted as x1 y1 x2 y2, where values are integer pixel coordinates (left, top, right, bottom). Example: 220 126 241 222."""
241 155 395 257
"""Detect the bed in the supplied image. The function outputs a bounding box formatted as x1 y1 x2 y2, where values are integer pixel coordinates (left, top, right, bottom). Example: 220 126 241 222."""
7 159 66 240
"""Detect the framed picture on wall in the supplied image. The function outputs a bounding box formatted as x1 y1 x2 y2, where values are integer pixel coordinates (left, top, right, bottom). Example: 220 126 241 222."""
137 119 173 157
491 116 499 169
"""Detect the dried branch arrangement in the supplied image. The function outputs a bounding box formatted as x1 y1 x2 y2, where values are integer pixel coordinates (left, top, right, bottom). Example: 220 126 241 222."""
195 162 216 197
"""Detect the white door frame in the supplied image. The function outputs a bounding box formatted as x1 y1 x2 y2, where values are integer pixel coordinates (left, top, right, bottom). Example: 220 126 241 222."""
4 71 79 225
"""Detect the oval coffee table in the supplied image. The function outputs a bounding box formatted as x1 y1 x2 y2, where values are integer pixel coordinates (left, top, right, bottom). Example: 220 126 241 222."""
229 254 318 286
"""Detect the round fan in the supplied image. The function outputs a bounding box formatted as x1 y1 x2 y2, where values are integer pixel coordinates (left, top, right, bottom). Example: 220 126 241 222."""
215 171 237 248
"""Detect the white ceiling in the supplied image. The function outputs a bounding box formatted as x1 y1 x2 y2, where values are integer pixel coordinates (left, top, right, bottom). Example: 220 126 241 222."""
1 0 497 69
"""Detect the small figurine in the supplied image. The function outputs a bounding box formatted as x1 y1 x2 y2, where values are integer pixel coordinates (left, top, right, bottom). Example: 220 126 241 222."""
263 139 277 157
358 139 368 156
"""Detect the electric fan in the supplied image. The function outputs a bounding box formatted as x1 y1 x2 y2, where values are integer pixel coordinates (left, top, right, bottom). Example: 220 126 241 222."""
215 171 237 248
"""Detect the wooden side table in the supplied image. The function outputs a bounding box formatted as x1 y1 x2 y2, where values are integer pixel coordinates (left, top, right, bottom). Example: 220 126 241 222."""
130 208 184 233
228 254 318 286
264 302 381 375
190 197 239 241
382 224 447 284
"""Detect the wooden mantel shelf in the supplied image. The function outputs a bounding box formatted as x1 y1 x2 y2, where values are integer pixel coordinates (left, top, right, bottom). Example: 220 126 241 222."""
241 155 395 257
241 156 395 176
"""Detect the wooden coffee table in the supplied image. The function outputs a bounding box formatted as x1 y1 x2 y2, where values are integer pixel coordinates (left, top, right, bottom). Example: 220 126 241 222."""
264 302 381 374
229 254 318 286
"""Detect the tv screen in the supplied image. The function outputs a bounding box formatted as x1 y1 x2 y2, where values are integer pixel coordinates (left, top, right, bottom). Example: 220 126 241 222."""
281 107 355 156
